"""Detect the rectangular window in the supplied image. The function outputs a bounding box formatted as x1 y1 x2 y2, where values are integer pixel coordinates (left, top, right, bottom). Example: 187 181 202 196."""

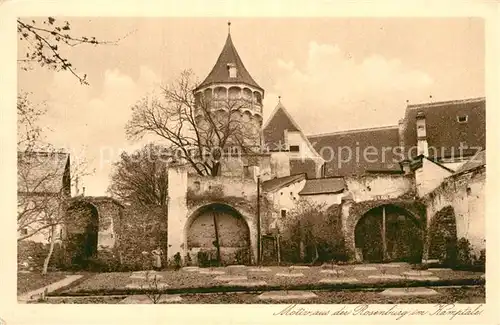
21 228 28 235
280 209 287 218
289 145 300 152
457 115 468 123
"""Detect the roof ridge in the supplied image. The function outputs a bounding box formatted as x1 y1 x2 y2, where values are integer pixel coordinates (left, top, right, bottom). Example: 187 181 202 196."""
307 125 399 138
408 97 485 109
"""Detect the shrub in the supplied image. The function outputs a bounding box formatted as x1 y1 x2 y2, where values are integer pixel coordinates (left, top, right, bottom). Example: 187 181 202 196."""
234 247 250 265
279 200 346 264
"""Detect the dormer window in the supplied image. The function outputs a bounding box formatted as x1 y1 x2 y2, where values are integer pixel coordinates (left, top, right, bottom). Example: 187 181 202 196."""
457 115 468 123
227 63 237 78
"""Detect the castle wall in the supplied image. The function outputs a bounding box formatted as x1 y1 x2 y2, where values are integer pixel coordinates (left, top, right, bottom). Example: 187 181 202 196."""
415 158 452 197
423 167 485 258
345 174 414 202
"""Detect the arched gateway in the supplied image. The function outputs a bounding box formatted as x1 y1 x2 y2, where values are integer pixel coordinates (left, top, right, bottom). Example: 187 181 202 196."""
354 204 423 263
185 203 251 265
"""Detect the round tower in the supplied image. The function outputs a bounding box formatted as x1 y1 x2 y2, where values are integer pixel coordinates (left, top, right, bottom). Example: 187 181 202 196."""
193 22 264 152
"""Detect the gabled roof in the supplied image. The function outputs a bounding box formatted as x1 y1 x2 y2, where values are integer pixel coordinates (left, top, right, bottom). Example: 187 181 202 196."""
454 150 486 175
289 158 319 179
263 101 323 159
17 151 70 194
402 97 485 160
299 177 346 195
195 33 263 92
308 125 401 177
261 173 306 193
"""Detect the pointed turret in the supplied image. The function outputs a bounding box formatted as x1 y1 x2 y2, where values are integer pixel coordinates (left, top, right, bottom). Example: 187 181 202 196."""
193 23 265 151
194 27 263 92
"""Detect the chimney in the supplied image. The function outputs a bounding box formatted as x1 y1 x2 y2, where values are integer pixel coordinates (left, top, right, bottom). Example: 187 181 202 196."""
398 118 405 151
416 111 429 157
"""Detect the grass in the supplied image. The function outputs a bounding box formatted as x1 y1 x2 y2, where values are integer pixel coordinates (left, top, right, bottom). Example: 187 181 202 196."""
17 271 68 295
37 286 485 304
56 263 484 296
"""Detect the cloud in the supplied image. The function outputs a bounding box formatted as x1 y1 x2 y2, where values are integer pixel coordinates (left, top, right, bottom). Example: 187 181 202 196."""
42 66 161 195
263 41 434 134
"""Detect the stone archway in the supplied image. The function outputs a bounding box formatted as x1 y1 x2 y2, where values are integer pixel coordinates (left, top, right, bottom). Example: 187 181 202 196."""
354 204 423 263
428 206 458 266
185 203 251 266
66 201 99 266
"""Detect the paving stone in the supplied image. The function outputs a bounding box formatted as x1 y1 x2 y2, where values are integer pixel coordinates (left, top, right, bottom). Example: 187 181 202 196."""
354 266 377 271
290 265 310 270
379 263 404 268
403 270 433 276
406 276 441 281
257 290 317 301
181 266 200 272
428 268 452 271
130 273 163 280
18 275 83 303
275 272 304 277
320 269 345 275
380 287 439 297
225 280 267 287
248 267 272 272
199 269 225 275
120 294 182 304
226 265 246 268
368 274 405 280
319 278 359 284
19 270 31 274
214 275 248 281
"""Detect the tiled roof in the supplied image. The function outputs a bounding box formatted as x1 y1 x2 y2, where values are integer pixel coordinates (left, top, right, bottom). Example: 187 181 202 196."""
289 158 319 179
454 150 486 174
299 177 346 195
17 151 70 194
402 97 485 160
308 125 401 177
195 34 263 92
261 173 306 193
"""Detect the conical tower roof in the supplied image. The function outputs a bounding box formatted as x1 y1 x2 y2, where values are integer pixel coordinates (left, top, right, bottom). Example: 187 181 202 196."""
195 32 263 92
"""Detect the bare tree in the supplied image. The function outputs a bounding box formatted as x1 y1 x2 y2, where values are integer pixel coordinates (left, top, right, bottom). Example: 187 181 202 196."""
126 70 261 177
107 143 169 207
17 17 125 85
17 151 91 274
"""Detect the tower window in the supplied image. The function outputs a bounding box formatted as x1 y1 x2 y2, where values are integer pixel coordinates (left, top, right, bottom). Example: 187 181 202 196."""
280 209 287 218
227 63 237 78
21 228 28 235
457 115 468 123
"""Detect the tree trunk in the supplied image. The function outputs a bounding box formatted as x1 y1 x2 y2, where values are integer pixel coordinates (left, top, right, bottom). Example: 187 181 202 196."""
42 225 56 275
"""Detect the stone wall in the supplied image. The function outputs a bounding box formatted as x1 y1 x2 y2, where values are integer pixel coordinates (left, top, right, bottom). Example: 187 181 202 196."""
345 174 414 202
423 166 485 258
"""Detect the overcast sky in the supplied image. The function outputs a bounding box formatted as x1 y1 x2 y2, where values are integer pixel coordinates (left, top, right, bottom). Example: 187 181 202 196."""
18 17 484 196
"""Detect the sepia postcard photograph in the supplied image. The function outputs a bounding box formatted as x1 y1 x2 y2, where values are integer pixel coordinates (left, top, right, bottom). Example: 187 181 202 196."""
1 1 499 325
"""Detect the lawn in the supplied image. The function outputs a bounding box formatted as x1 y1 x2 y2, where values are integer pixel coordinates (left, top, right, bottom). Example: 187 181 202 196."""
38 286 485 304
59 263 485 295
18 271 69 295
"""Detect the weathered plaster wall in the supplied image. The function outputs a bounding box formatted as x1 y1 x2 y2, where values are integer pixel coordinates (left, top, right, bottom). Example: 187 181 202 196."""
303 193 343 207
96 201 122 251
269 152 291 179
345 174 414 202
167 167 189 261
267 179 306 231
415 158 452 197
423 167 485 256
